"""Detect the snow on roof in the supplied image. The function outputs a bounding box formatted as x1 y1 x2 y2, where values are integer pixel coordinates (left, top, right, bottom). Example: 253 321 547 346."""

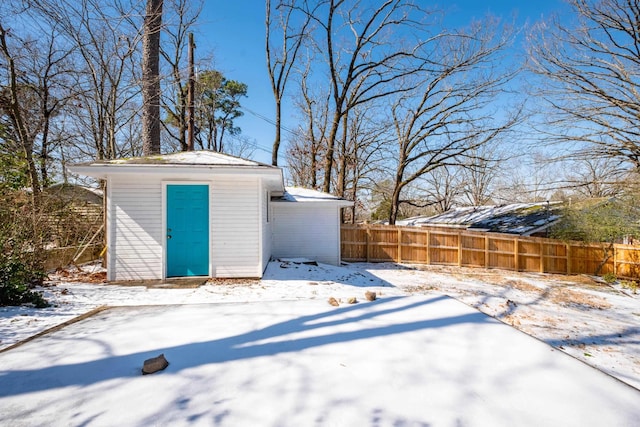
398 202 562 235
69 151 285 189
272 187 353 206
397 205 525 227
91 150 273 167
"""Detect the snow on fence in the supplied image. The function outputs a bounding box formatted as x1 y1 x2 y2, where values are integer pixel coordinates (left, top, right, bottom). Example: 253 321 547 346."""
341 224 640 279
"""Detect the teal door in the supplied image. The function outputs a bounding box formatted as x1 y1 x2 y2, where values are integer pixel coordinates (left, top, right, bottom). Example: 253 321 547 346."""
166 185 209 277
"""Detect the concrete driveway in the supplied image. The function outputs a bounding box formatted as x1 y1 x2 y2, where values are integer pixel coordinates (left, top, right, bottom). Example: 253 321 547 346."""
0 295 638 426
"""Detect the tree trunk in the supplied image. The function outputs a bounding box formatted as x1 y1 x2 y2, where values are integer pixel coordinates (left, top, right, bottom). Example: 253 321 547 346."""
322 110 341 193
336 113 348 197
389 159 406 225
142 0 163 156
272 99 281 166
310 143 317 189
595 242 615 276
40 115 50 188
218 124 225 153
212 121 218 151
389 184 403 225
187 32 195 151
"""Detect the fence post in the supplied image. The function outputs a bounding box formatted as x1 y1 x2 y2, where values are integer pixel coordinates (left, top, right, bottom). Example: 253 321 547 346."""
426 230 431 265
514 238 519 271
397 228 402 263
613 245 617 276
566 243 571 274
366 226 371 263
485 235 489 268
539 241 544 273
458 232 463 267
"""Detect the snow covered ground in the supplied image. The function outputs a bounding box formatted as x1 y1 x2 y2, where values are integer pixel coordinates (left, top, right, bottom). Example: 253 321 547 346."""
0 259 639 425
2 260 639 390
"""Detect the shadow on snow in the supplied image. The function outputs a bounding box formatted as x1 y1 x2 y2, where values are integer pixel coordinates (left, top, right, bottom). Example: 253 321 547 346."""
0 295 490 397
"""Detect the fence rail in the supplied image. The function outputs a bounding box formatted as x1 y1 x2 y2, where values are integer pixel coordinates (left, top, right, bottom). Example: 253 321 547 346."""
341 224 640 279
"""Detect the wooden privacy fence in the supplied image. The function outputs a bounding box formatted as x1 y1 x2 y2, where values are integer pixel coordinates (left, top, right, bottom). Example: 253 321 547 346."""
341 224 640 280
44 244 103 270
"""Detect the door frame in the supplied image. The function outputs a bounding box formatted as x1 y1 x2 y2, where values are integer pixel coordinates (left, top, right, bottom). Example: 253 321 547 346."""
161 181 212 279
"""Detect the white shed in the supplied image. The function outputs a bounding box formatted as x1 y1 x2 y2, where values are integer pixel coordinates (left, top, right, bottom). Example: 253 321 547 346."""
69 151 351 281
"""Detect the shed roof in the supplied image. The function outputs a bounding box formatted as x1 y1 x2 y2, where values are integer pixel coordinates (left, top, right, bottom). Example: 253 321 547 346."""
272 187 353 207
76 150 274 167
69 151 284 190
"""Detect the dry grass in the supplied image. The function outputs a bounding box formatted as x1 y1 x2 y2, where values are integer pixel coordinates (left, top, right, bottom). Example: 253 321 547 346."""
53 269 107 284
206 278 261 287
408 263 614 311
499 279 542 293
548 287 611 310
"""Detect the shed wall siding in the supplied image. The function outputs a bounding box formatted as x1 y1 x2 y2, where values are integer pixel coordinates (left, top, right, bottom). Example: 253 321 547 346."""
110 177 163 280
211 179 262 277
106 179 114 281
271 203 340 265
261 187 272 273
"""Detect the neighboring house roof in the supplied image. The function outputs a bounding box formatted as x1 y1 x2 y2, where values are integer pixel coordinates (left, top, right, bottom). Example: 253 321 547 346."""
397 202 562 236
69 150 284 190
44 183 103 205
272 187 354 207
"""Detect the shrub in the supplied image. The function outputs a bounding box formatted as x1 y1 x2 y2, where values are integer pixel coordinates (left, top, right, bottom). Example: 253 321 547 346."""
0 258 48 307
0 190 49 308
620 280 638 294
551 196 640 275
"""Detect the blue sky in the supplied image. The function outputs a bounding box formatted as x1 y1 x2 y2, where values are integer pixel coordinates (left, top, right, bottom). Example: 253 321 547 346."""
196 1 572 165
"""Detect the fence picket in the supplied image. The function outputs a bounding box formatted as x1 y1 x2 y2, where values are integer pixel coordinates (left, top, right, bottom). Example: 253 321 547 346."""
341 224 640 279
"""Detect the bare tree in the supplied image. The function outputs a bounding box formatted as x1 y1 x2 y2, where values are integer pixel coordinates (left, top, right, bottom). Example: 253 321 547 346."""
26 0 143 161
298 0 435 194
562 158 627 199
528 0 640 171
0 23 41 200
266 0 310 166
161 0 202 152
339 105 389 222
286 135 317 187
387 16 519 224
222 134 257 159
286 59 330 188
142 0 163 155
420 166 464 214
29 30 77 187
2 10 80 197
460 144 505 206
492 155 556 203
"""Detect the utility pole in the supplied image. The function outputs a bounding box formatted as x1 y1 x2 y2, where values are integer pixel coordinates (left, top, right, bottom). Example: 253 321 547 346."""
187 32 195 151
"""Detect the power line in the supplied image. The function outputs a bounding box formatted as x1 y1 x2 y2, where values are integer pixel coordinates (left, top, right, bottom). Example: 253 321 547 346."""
241 106 298 136
241 139 272 154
